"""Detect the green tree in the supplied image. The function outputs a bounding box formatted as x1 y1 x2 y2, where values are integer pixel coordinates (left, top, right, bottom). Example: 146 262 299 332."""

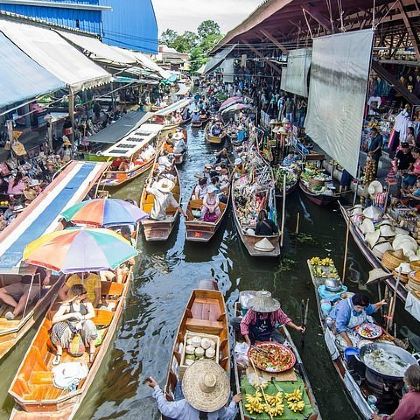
197 20 221 40
172 31 198 53
160 29 178 46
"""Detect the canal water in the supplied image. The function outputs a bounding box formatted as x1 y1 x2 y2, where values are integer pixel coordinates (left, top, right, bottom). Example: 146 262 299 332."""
0 125 415 420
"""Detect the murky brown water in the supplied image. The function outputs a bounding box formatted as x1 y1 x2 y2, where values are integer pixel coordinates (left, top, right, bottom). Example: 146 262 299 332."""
0 126 416 420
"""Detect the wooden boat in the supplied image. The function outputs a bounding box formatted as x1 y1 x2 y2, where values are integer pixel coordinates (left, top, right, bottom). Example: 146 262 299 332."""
191 119 202 128
307 257 402 419
231 151 281 257
140 161 181 241
185 172 231 242
9 240 138 419
233 291 320 420
99 123 163 188
149 98 192 133
299 180 337 206
205 122 227 145
273 166 300 199
162 281 230 415
0 161 108 362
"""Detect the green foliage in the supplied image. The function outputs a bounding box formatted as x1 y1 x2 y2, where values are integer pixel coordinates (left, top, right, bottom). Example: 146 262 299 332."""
160 20 224 73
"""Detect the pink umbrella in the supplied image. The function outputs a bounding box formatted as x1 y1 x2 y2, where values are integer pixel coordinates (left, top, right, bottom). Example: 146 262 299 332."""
221 103 251 114
219 96 243 111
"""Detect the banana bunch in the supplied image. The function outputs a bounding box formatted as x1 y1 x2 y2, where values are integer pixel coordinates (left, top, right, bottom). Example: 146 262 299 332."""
310 257 335 267
265 393 284 416
285 388 305 413
245 392 265 414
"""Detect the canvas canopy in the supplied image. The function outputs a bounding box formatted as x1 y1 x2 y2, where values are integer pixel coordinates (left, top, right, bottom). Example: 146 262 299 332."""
154 98 191 116
0 19 111 91
204 45 236 74
57 31 137 66
280 48 311 97
0 33 64 109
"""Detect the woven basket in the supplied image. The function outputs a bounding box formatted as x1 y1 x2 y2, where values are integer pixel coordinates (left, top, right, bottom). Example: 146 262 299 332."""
309 178 325 188
392 270 409 284
382 249 407 271
410 261 420 271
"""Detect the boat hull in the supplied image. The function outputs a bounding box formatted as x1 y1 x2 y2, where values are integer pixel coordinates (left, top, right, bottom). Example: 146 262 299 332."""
99 159 154 188
299 181 337 206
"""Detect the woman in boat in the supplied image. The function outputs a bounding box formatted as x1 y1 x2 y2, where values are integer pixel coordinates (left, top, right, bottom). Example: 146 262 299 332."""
215 148 229 165
147 359 241 420
191 110 200 124
240 291 304 345
51 284 98 365
255 210 278 236
193 177 208 200
201 185 221 222
327 293 386 348
372 364 420 420
211 121 223 136
173 132 186 154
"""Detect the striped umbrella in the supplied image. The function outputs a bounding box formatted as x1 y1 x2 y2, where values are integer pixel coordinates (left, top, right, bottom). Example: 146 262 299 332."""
61 198 148 227
219 96 243 111
23 228 137 273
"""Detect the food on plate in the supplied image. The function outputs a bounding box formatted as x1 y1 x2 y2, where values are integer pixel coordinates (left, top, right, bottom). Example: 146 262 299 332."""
248 343 295 373
355 322 382 339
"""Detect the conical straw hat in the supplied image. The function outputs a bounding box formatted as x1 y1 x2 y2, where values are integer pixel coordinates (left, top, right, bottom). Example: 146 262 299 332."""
254 237 275 252
360 218 375 234
182 360 230 412
365 230 381 248
247 290 280 313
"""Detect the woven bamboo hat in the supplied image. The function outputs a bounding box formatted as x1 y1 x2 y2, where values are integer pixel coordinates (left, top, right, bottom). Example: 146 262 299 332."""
247 290 280 313
363 206 383 220
368 180 383 196
365 230 381 248
254 237 275 252
360 218 375 234
154 178 175 193
182 360 230 412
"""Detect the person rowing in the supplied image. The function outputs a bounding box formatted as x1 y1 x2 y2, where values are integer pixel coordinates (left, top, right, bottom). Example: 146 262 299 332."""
240 291 304 345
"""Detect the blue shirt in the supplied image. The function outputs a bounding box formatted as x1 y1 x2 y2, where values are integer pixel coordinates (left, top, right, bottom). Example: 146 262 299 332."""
329 298 377 333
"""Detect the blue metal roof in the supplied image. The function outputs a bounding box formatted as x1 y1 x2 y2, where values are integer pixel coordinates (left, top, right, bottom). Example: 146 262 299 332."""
100 0 158 54
0 32 64 108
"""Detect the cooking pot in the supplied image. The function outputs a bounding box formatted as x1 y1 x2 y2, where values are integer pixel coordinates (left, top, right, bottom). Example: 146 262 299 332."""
358 342 420 381
324 278 342 292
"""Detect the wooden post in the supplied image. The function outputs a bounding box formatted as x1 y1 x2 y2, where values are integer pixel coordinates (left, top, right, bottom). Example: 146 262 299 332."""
342 220 350 282
280 174 286 247
68 89 75 143
295 212 300 234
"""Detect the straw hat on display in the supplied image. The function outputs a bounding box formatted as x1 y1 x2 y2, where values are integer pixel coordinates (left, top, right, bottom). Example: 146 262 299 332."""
380 225 396 237
363 206 383 221
365 230 381 248
372 241 392 259
360 218 375 234
182 360 230 412
368 180 383 196
395 262 412 275
247 290 280 313
393 234 418 251
254 237 275 252
154 178 175 193
351 207 363 217
395 227 410 236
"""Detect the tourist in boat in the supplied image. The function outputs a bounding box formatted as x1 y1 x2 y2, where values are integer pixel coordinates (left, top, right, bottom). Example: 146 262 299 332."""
215 148 229 165
146 178 184 221
58 272 101 308
402 147 420 187
163 134 174 153
51 284 98 365
211 121 223 136
327 293 387 348
201 185 221 222
240 290 305 345
0 268 51 320
372 364 420 420
147 359 241 420
255 210 278 236
173 132 186 154
191 110 200 124
193 177 208 200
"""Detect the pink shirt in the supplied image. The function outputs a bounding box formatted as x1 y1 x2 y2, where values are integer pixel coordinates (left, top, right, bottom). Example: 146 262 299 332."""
413 158 420 175
7 179 25 195
384 391 420 420
240 308 291 336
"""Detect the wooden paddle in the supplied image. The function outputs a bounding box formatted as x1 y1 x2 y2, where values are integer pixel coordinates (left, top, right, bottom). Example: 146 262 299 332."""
249 357 273 420
300 298 309 350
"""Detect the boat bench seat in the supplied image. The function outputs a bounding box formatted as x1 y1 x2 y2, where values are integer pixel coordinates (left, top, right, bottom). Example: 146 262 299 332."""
101 281 124 298
30 371 53 385
142 203 153 213
143 194 155 204
93 309 113 327
189 199 202 210
185 318 224 334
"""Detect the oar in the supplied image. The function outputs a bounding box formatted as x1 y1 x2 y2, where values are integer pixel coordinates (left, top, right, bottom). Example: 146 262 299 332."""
301 298 309 350
249 357 273 420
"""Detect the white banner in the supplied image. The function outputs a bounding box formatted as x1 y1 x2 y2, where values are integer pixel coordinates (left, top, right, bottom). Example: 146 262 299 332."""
305 30 374 177
280 48 311 97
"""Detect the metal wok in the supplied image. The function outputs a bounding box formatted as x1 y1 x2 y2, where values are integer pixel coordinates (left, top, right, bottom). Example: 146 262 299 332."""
358 342 420 381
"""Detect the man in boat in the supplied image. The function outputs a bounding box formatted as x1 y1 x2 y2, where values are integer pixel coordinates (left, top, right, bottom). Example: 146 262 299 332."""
240 291 305 345
0 268 51 320
173 132 186 155
146 178 184 221
215 148 229 165
255 210 278 236
191 110 200 124
58 272 102 308
211 121 223 136
147 359 241 420
327 293 386 348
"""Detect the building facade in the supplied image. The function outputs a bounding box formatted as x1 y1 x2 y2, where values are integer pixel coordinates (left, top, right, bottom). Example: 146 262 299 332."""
0 0 158 53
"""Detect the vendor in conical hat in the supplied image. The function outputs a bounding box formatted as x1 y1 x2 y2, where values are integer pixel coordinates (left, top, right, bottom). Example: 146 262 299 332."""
240 290 304 345
147 359 241 419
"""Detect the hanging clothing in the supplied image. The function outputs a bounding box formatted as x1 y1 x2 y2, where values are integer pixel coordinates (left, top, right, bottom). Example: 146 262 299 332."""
394 110 412 142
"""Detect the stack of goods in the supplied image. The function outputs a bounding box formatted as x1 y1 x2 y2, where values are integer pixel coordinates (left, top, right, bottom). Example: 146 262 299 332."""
362 159 376 187
273 166 299 191
300 164 334 195
181 333 219 371
234 184 266 227
407 270 420 298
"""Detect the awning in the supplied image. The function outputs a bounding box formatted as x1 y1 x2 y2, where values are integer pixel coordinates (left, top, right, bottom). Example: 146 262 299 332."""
57 30 137 66
0 161 108 273
0 33 65 109
154 98 191 116
102 123 163 158
0 19 111 91
204 45 236 74
176 83 190 97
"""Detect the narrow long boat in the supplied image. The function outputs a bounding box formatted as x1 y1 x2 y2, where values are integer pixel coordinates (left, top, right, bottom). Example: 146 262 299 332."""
274 166 300 200
307 257 403 419
9 234 138 419
140 161 181 241
232 151 281 257
0 161 108 362
99 123 164 188
299 180 337 206
233 291 320 420
185 173 231 242
204 122 227 145
191 119 202 128
162 280 230 417
148 98 192 133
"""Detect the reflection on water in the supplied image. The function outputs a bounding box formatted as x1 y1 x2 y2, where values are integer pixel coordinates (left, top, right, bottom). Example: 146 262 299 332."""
3 125 415 420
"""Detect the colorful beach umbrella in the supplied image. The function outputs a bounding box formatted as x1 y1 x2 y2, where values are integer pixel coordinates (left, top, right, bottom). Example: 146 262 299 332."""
23 228 137 273
61 198 148 227
219 96 243 111
221 103 251 115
